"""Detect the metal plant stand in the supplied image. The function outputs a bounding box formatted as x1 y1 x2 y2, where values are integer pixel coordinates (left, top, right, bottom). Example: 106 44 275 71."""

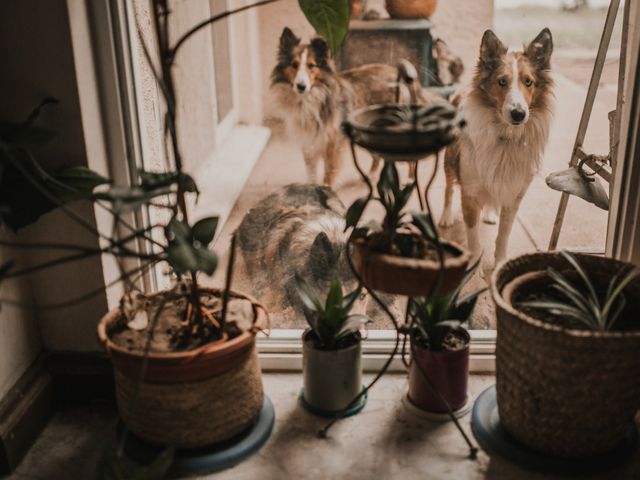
317 97 477 458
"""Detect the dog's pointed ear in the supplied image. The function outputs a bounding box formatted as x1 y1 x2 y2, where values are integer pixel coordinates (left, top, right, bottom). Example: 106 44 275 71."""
479 30 507 64
526 28 553 69
278 27 300 61
310 37 332 68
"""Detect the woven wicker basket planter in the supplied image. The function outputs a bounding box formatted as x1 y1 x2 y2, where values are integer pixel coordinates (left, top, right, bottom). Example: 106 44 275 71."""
97 288 268 449
352 237 469 297
491 252 640 458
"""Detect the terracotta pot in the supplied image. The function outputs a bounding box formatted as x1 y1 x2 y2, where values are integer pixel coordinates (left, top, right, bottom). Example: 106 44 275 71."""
407 330 470 413
352 237 470 297
349 0 368 18
386 0 437 19
97 288 269 449
492 252 640 457
302 329 362 413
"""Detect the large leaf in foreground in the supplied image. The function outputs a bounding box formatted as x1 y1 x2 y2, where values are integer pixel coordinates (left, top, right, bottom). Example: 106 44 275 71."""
298 0 349 54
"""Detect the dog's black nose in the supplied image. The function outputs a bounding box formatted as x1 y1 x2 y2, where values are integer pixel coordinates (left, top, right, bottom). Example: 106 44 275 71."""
510 108 526 123
296 83 307 93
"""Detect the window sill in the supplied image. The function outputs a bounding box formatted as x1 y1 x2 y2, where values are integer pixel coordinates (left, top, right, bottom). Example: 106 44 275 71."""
258 329 496 373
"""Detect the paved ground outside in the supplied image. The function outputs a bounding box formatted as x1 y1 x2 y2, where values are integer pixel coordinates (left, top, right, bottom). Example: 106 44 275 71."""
206 6 619 330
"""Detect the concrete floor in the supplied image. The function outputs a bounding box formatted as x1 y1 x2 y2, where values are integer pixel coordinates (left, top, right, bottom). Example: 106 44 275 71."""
11 373 640 479
206 63 614 330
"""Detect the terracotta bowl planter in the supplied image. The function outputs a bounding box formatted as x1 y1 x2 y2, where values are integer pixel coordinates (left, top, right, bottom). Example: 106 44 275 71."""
386 0 437 19
407 330 470 413
492 252 640 458
302 329 363 414
97 288 269 449
352 237 470 297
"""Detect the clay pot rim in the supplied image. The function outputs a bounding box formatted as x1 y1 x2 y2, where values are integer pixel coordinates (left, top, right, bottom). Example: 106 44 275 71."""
492 259 640 340
97 287 269 361
352 236 470 271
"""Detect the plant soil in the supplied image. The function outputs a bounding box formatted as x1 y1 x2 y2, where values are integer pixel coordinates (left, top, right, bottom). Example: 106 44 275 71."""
415 329 468 352
108 291 255 353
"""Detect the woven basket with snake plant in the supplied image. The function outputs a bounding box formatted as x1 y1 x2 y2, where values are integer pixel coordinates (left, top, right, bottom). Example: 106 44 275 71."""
491 252 640 457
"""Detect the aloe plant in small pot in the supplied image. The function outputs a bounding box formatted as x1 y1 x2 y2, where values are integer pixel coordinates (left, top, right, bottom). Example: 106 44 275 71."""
406 259 486 417
347 160 470 298
296 276 369 416
492 250 640 458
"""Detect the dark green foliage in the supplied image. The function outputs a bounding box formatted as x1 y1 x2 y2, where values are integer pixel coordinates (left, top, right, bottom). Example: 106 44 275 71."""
298 0 349 54
409 258 486 350
0 99 109 230
94 170 198 213
296 275 368 349
518 250 640 331
164 217 219 275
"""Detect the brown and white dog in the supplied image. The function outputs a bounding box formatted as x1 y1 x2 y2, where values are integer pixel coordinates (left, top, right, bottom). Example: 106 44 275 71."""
270 27 426 186
439 28 554 270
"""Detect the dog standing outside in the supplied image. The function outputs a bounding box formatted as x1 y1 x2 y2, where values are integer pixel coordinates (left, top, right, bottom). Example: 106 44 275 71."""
440 28 554 271
270 27 425 186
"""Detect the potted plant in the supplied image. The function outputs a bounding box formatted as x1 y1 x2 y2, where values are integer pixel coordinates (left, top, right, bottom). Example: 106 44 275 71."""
492 250 640 457
406 259 486 416
1 0 358 471
296 276 369 416
346 159 469 297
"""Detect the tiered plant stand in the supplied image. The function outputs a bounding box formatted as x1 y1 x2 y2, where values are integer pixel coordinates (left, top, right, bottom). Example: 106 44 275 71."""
317 102 477 458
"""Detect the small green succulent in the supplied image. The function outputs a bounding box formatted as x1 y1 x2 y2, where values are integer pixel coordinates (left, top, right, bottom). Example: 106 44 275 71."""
409 258 486 350
296 276 369 349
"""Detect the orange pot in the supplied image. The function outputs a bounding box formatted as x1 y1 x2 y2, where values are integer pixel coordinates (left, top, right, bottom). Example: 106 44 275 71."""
386 0 437 19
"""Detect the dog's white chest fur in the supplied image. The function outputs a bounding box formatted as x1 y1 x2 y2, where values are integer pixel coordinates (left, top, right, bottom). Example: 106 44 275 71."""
459 96 551 207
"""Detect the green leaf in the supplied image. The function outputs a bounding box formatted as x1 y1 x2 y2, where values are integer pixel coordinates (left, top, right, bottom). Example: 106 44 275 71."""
450 287 487 321
546 267 597 322
138 170 198 194
166 243 199 274
559 251 600 309
192 217 219 246
52 166 110 201
325 279 344 312
517 300 594 328
336 314 368 339
295 275 324 314
342 285 362 312
165 218 191 242
601 267 640 327
345 197 367 231
411 211 436 243
298 0 349 54
194 247 218 275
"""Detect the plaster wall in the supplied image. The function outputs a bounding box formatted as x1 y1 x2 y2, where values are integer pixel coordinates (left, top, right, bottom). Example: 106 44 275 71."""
0 0 109 355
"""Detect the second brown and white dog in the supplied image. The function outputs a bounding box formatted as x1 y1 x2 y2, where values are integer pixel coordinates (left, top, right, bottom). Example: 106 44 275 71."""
440 28 554 271
270 27 427 186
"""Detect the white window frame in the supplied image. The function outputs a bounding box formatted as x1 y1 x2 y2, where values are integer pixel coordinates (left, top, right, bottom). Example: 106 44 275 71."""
93 0 640 375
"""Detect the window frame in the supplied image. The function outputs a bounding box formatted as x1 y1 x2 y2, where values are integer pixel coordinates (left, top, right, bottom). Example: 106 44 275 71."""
98 0 640 374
